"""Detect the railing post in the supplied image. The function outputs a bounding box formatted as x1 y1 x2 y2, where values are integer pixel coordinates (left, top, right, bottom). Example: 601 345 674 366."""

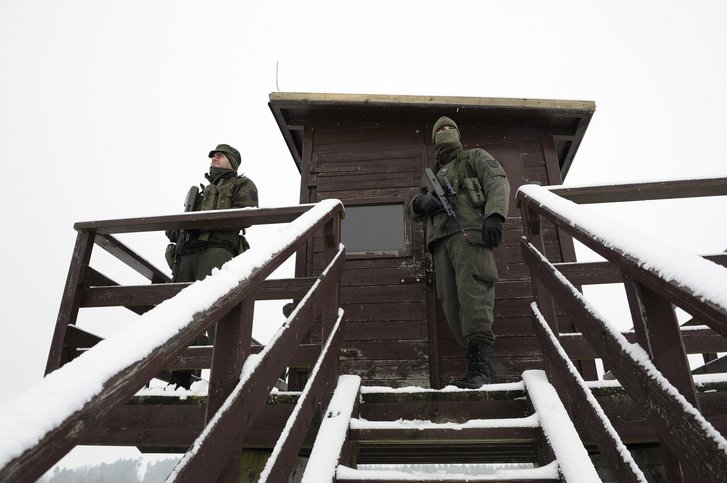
206 298 255 419
521 204 559 330
520 204 561 382
45 229 95 375
321 215 341 340
205 298 255 483
622 274 699 408
623 273 697 482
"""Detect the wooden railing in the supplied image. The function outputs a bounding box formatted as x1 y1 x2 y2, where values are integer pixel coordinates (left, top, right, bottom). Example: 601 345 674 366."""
0 201 345 483
518 177 727 481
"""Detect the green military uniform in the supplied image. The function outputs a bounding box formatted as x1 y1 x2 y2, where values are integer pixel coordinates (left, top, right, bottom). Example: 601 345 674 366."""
165 144 257 389
174 171 258 283
406 117 510 387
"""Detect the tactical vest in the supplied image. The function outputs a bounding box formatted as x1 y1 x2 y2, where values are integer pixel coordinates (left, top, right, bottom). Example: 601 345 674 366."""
198 175 248 211
411 148 510 250
195 176 249 249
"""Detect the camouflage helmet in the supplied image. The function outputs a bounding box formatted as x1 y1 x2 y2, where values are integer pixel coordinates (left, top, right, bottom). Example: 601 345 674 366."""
432 116 459 142
208 143 241 171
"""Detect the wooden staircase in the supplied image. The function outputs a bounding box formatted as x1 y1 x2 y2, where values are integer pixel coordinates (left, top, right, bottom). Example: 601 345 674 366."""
3 178 727 482
303 371 606 482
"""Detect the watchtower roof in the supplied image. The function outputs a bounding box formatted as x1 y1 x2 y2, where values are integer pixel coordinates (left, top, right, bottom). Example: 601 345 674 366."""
269 92 595 178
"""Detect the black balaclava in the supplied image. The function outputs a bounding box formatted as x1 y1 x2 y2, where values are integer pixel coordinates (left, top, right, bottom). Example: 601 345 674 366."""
432 116 463 163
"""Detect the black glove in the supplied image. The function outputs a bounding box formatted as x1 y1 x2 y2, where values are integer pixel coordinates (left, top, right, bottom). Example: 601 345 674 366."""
165 229 179 243
412 194 443 214
482 214 504 249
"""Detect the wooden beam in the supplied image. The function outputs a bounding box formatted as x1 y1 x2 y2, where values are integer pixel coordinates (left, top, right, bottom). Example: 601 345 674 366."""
259 310 345 482
167 247 345 482
521 239 727 480
45 230 95 374
1 203 344 483
80 277 317 308
94 233 170 283
549 177 727 204
349 424 540 444
530 306 647 482
74 205 320 235
518 188 727 339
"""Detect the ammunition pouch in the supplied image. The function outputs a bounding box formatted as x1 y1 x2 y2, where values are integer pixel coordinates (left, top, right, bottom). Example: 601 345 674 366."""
239 235 250 255
165 243 176 269
463 177 486 209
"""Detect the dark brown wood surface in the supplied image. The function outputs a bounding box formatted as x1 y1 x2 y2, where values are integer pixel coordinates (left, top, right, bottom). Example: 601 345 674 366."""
6 203 344 483
168 247 345 482
530 304 646 482
259 311 344 481
301 116 583 386
521 239 727 481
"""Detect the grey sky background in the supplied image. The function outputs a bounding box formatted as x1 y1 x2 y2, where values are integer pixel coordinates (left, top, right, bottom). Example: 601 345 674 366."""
1 0 727 401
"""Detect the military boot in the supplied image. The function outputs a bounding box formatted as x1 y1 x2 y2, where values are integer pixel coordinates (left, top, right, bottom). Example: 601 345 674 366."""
450 341 496 389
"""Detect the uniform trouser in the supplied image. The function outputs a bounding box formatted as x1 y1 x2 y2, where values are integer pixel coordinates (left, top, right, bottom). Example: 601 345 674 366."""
432 234 497 349
177 246 235 343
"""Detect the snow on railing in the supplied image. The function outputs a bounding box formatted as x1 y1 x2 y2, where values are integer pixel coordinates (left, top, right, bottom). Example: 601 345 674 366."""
521 370 602 482
302 375 362 483
518 184 727 317
517 182 727 480
0 199 344 483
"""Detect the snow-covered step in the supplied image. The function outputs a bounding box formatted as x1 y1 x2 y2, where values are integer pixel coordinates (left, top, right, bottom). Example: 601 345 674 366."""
359 381 530 424
349 414 541 445
303 371 603 483
335 461 561 482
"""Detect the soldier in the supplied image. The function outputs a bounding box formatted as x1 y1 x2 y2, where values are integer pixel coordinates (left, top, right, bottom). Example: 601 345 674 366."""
165 143 258 388
406 117 510 388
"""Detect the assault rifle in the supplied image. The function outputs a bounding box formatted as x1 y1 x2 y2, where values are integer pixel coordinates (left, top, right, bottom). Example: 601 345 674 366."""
171 185 200 282
423 168 469 240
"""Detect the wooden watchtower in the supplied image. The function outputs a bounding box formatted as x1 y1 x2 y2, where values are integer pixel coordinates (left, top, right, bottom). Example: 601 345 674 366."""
269 92 595 387
4 92 727 482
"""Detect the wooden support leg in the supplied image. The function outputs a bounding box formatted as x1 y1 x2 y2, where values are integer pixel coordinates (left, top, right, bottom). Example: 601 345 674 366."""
207 298 255 483
206 298 255 420
623 274 699 408
624 273 699 482
45 229 95 375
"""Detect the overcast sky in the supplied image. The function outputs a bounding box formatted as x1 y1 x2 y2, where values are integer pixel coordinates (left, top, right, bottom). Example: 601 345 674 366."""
1 0 727 399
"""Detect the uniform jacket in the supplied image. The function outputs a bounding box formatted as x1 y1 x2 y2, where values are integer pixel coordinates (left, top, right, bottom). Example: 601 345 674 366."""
406 147 510 251
187 171 259 254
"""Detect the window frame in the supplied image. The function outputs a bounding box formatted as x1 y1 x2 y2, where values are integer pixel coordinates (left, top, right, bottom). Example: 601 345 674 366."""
340 197 413 259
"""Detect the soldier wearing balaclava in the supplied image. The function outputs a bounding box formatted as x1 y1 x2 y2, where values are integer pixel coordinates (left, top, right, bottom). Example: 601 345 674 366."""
164 143 258 389
406 116 511 388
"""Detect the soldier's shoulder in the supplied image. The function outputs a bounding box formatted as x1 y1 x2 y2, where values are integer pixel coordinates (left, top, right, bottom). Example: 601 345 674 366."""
466 148 506 176
465 147 495 160
231 174 255 185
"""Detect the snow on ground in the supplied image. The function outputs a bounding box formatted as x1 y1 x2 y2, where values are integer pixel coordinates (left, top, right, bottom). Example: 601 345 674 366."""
39 453 181 483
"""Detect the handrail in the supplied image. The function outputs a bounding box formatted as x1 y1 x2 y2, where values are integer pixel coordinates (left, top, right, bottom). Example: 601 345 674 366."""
517 180 727 480
548 176 727 204
521 240 727 480
74 205 318 234
258 308 346 481
167 244 345 482
529 303 647 482
518 184 727 335
0 200 345 483
45 203 333 375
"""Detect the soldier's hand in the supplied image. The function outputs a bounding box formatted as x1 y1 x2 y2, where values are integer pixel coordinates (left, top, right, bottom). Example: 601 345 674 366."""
482 214 505 248
413 194 443 214
165 229 179 243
